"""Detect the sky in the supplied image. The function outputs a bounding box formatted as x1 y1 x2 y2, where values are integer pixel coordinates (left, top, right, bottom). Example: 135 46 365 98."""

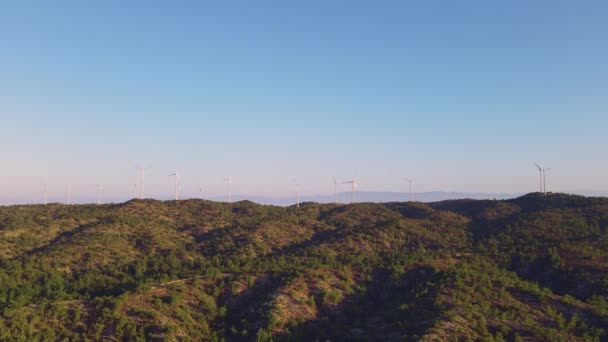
1 1 607 204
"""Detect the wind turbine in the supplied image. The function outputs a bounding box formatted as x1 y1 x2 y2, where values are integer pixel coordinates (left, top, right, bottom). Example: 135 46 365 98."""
169 171 181 200
136 167 150 200
97 184 103 205
43 182 47 205
199 185 204 200
404 178 415 202
224 176 232 203
332 176 338 204
542 168 551 195
343 177 358 204
535 163 543 193
294 180 300 208
66 184 71 205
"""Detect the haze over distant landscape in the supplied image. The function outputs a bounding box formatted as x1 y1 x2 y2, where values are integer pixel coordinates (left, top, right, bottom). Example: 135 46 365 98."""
2 1 608 205
5 190 608 207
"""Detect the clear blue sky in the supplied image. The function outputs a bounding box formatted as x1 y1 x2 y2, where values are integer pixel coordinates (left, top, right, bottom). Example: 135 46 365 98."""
1 1 607 203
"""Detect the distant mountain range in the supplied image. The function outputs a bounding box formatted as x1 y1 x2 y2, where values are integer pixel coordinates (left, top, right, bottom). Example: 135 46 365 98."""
204 190 608 206
3 190 607 206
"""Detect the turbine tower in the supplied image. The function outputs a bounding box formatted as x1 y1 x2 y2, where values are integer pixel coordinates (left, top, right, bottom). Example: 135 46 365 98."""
137 167 148 200
66 184 71 205
294 180 300 208
199 186 204 200
169 171 181 200
332 176 338 204
404 178 415 202
43 182 47 205
535 163 543 193
97 184 103 205
343 177 357 204
225 176 232 203
542 168 551 195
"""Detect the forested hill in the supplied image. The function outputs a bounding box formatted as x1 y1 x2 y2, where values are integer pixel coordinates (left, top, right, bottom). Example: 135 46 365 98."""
1 193 608 341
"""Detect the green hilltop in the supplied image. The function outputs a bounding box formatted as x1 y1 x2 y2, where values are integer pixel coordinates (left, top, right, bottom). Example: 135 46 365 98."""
1 193 608 341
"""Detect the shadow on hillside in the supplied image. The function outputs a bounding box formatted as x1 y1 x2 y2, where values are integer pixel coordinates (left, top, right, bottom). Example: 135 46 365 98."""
509 193 606 212
508 287 608 335
510 254 604 300
215 274 287 340
24 219 108 256
190 204 400 259
271 228 350 258
433 194 608 301
268 205 408 258
383 202 437 220
275 265 444 341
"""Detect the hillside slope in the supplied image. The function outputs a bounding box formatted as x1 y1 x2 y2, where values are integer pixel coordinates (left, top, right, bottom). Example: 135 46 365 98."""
1 194 608 341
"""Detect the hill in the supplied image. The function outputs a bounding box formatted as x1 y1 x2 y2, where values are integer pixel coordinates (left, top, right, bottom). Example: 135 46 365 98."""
1 193 608 341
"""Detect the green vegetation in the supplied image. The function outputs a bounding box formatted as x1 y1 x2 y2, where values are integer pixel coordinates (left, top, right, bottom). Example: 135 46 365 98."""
0 194 607 340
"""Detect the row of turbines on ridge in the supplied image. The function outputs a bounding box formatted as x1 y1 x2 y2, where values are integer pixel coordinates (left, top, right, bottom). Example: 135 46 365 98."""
39 164 551 206
41 174 399 207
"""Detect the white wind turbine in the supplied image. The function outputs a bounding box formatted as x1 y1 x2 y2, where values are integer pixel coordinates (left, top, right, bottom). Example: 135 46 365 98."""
97 184 103 205
136 166 150 200
332 176 338 204
43 182 48 205
404 178 415 202
224 176 232 203
66 184 71 205
199 185 204 200
294 179 300 208
535 163 543 193
169 171 181 200
343 177 358 204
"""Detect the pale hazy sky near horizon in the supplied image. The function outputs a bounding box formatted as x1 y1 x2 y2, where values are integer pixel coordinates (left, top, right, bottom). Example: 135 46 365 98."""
1 1 607 203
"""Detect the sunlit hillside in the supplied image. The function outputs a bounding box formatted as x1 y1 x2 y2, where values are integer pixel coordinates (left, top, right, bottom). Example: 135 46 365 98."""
1 194 608 341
